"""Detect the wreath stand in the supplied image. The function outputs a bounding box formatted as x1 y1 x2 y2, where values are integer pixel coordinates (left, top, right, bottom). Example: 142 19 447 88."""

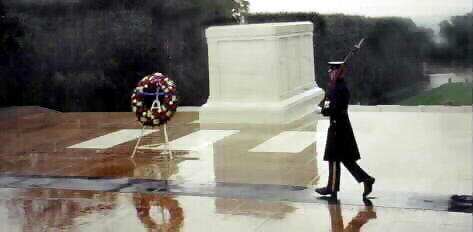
130 90 173 160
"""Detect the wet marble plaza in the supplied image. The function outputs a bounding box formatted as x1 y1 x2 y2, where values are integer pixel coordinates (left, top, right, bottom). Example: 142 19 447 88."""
0 106 471 231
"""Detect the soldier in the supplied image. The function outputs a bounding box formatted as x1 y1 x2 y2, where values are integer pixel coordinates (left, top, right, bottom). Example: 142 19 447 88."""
316 60 375 199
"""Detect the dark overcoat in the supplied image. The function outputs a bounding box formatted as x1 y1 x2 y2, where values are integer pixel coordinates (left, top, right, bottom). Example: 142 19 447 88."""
321 78 361 161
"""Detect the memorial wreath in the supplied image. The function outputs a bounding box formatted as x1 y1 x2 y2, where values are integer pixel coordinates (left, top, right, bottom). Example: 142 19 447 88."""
131 73 178 127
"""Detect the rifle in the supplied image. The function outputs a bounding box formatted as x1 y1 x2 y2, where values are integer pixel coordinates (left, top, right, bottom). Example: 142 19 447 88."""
318 38 365 108
337 38 365 79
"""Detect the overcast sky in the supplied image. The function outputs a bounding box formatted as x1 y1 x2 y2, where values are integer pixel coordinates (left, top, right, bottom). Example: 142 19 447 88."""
249 0 472 29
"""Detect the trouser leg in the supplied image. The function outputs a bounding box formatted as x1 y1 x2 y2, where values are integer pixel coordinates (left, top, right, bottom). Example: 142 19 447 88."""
342 160 370 183
327 161 341 192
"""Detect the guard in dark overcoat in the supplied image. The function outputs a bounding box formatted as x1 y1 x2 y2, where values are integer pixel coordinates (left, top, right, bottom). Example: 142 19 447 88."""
316 61 375 199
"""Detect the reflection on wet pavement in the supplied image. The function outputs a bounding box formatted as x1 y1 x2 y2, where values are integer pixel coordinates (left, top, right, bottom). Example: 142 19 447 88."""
133 193 184 232
0 108 472 231
327 199 377 232
0 188 471 232
1 174 470 213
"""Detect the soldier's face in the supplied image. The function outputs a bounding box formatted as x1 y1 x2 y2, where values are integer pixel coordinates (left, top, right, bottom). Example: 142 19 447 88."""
329 69 338 81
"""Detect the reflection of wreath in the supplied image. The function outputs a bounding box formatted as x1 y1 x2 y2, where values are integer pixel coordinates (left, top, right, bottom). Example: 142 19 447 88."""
134 194 184 231
131 73 178 127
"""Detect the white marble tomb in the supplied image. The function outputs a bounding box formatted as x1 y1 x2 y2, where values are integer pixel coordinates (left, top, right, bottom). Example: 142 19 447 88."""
199 22 324 124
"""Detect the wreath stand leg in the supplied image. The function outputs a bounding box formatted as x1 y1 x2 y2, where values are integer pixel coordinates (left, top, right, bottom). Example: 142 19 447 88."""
131 125 146 159
160 123 173 160
130 124 173 160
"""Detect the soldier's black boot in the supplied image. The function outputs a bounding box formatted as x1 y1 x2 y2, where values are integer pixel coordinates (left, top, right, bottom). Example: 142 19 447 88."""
363 177 375 198
315 187 338 199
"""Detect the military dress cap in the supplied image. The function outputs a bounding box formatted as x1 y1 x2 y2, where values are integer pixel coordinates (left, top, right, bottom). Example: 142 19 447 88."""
328 61 344 66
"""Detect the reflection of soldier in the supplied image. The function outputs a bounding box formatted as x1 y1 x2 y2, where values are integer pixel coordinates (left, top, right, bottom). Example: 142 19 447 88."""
328 199 377 232
133 193 184 232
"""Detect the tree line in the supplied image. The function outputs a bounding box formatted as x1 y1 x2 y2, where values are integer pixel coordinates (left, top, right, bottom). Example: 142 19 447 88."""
0 0 466 111
430 12 472 68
